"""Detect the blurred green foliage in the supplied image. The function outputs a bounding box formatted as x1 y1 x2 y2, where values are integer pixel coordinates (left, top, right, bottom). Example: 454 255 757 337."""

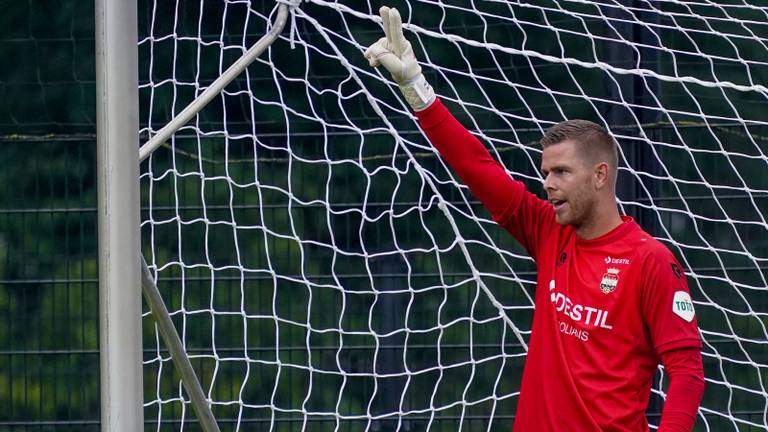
0 0 99 429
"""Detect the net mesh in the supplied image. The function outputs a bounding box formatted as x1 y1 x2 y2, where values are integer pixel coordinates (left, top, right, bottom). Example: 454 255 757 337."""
139 0 768 430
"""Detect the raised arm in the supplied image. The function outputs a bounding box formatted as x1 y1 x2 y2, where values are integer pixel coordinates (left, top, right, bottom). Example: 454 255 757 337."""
414 99 524 225
363 7 555 258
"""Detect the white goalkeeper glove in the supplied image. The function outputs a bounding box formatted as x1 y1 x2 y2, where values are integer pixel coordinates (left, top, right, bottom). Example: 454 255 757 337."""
364 6 435 111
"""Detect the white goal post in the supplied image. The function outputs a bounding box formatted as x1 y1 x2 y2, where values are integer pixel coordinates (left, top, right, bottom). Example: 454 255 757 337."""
137 0 768 430
96 0 143 429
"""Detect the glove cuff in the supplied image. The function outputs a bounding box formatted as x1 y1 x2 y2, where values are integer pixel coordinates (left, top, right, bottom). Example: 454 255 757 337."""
398 74 435 112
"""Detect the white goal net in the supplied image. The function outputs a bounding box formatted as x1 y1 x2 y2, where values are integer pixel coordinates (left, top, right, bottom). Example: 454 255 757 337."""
139 0 768 430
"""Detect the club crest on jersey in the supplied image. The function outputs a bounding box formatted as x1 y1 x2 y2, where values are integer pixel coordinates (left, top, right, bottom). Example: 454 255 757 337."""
600 268 620 294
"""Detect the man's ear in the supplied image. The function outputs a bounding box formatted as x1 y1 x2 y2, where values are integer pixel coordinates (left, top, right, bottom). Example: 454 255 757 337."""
594 161 610 190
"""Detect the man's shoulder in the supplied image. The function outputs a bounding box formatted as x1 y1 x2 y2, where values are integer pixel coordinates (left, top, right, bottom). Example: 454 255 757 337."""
627 228 681 275
624 224 679 265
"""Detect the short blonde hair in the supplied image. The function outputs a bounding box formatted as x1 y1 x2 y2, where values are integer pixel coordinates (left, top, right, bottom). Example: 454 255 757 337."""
540 120 618 170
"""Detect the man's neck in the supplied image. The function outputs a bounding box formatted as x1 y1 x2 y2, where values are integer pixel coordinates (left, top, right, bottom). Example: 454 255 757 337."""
575 205 623 240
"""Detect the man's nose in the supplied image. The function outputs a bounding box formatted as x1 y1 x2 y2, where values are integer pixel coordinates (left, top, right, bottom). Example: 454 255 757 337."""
543 173 554 191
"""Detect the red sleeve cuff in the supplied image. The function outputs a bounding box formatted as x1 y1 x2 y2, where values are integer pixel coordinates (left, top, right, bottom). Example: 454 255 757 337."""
658 348 704 432
414 98 449 129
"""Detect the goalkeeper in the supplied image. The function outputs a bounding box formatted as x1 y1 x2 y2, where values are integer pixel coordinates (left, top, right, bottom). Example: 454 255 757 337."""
364 7 704 432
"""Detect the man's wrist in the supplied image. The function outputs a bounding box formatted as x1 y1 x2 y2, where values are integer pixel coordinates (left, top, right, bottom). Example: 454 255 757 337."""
399 74 435 111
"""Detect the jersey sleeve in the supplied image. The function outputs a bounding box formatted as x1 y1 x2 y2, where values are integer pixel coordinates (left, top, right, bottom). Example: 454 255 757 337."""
640 248 702 356
415 99 556 260
658 347 705 432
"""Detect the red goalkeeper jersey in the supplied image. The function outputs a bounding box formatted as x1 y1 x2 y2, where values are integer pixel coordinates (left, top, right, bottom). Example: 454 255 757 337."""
416 100 702 431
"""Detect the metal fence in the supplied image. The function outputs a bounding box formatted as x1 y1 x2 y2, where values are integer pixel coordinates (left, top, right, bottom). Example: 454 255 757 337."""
0 0 99 429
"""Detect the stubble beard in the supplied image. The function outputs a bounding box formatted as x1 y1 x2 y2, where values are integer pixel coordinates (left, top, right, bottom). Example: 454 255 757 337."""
557 192 593 229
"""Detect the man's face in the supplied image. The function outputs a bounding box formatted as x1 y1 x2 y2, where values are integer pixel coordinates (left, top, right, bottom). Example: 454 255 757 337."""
541 139 597 227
